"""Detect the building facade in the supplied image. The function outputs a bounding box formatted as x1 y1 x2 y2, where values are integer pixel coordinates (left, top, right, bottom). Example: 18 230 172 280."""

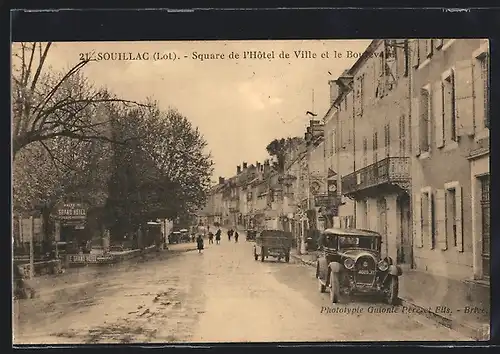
333 40 413 265
410 39 490 282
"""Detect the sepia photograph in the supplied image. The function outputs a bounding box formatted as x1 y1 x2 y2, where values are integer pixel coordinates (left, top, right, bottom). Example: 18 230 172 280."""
11 38 490 344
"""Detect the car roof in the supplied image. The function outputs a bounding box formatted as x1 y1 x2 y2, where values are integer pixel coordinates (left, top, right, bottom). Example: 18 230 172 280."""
322 228 382 237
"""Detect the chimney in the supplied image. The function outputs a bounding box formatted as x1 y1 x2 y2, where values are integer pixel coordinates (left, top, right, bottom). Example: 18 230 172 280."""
243 162 248 170
237 165 241 174
219 177 225 185
328 80 339 105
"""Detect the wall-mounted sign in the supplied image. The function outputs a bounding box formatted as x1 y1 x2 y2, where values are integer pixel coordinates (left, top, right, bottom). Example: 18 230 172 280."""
310 181 321 195
327 179 337 193
55 202 88 221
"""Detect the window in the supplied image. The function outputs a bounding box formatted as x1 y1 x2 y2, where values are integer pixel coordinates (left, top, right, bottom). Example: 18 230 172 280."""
373 131 378 164
412 39 420 68
420 87 431 152
331 129 336 154
443 71 457 142
421 188 434 249
399 115 406 156
357 74 365 116
480 175 490 278
362 137 368 167
479 54 490 128
384 124 390 157
444 181 463 251
340 121 344 149
446 188 457 247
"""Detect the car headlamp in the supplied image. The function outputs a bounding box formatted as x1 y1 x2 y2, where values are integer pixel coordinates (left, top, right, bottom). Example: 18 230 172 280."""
377 260 389 271
344 258 355 270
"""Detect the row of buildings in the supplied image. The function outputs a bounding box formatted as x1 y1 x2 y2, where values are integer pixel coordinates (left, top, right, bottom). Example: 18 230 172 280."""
200 39 490 300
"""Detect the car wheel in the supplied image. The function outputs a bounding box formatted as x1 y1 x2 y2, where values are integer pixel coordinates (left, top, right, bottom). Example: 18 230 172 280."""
261 248 265 262
387 276 399 305
329 272 340 303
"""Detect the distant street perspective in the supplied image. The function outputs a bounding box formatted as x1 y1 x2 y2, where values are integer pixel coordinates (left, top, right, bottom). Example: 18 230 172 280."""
12 38 489 344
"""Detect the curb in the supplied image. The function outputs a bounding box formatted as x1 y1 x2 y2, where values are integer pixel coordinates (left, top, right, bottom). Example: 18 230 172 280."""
291 254 316 267
292 254 488 340
398 299 489 341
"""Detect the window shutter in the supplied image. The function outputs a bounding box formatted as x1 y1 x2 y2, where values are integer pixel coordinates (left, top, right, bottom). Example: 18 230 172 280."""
435 189 447 250
411 97 421 156
455 186 464 252
433 81 444 148
426 190 434 249
413 193 423 248
455 60 476 136
411 39 420 68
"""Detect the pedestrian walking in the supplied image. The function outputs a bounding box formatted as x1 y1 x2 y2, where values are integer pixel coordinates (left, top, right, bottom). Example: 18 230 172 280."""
228 229 233 241
215 228 221 245
196 234 204 253
234 231 239 243
208 232 214 244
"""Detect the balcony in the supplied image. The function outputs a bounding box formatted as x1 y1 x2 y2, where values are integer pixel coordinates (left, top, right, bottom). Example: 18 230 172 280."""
342 157 410 198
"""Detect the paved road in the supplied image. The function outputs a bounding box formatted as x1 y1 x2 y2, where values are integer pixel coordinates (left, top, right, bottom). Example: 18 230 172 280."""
13 237 471 344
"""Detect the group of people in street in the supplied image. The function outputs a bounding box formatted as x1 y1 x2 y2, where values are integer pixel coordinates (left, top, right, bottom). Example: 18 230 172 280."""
196 225 242 254
205 226 240 246
227 228 239 242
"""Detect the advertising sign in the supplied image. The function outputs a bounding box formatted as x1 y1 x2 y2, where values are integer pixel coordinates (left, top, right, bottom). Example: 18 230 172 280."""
55 202 88 221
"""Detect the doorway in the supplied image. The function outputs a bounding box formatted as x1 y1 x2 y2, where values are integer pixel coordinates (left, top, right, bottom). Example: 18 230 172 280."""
377 198 388 257
397 193 412 265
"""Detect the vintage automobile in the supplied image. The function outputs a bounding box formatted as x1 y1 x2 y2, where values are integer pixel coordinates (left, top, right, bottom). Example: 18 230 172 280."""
169 231 181 244
253 230 292 262
315 228 402 305
245 229 257 241
179 229 191 243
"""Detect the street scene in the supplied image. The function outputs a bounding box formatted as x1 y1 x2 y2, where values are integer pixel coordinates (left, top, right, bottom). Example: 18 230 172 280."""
12 39 489 344
14 231 468 344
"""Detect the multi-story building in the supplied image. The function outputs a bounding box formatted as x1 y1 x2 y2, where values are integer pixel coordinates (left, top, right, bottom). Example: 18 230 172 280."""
410 39 490 286
203 177 225 226
323 74 356 229
323 40 413 265
283 142 307 248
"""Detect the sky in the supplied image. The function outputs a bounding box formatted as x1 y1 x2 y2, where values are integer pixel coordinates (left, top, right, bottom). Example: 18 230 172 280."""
35 40 371 181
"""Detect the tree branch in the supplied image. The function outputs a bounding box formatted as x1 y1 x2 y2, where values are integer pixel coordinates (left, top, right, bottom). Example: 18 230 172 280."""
30 42 52 93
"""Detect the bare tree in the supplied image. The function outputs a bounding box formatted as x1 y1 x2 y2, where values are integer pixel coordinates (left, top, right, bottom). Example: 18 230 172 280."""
11 42 144 158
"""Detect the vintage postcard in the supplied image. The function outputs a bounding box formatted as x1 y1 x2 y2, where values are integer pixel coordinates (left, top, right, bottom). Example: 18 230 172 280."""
12 39 490 344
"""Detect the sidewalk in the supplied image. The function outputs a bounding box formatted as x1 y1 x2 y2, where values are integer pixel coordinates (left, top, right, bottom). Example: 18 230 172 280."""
291 252 490 340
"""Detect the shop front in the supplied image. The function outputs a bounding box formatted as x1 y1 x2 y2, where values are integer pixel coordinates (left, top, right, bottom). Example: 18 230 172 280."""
53 202 90 256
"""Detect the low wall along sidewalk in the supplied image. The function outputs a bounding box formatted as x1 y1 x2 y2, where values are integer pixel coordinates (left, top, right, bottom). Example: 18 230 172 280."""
17 246 158 277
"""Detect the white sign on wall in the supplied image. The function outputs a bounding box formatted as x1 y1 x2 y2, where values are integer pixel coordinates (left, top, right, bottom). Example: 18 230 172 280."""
20 217 43 242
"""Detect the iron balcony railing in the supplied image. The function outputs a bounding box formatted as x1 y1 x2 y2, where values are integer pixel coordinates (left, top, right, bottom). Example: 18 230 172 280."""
342 157 410 195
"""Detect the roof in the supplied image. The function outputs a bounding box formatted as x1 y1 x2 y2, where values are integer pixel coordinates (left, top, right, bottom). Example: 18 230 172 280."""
322 228 382 237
